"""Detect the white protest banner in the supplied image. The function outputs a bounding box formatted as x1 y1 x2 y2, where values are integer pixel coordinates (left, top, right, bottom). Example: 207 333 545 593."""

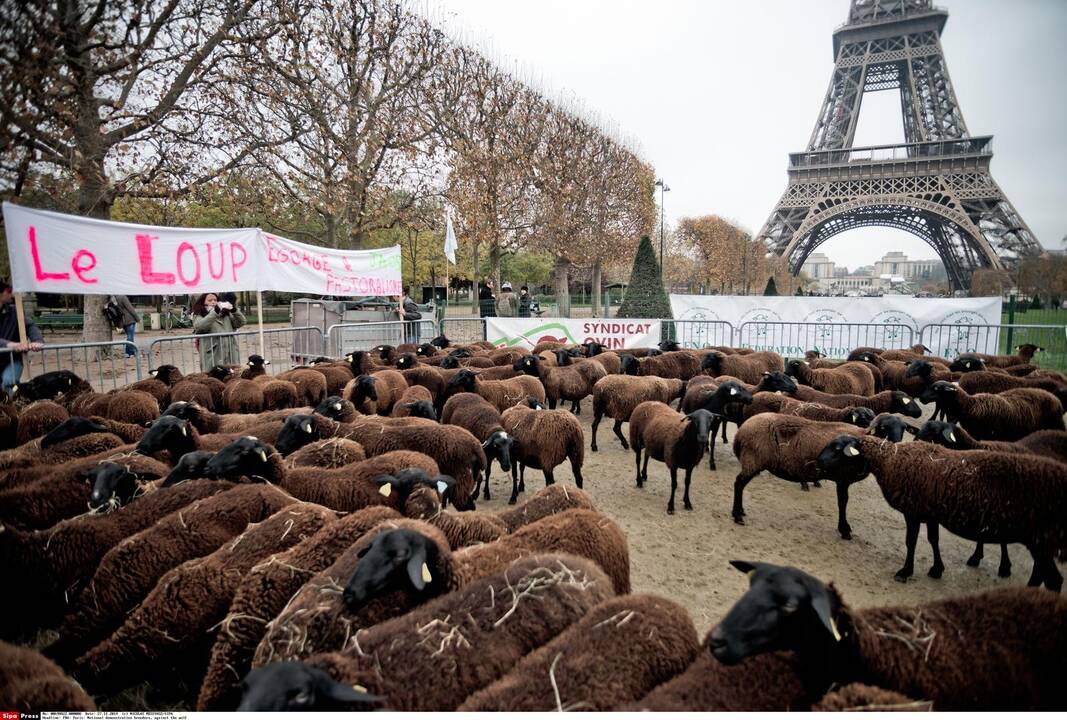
3 202 259 294
258 232 402 296
486 318 661 351
669 294 1003 358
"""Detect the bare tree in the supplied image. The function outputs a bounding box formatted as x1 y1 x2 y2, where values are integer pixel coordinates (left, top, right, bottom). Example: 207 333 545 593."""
1 0 280 342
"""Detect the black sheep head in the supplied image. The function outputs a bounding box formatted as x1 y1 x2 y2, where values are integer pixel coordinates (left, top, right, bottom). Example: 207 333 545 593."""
204 436 274 479
646 348 662 357
14 370 81 401
40 417 109 448
343 528 444 610
374 345 396 363
513 354 540 376
855 352 879 365
400 400 437 421
815 434 867 478
136 415 195 457
446 369 478 395
707 561 842 666
207 365 234 382
553 349 574 366
658 339 681 352
161 400 202 424
351 375 378 403
448 347 472 359
162 450 216 487
86 462 142 509
701 352 724 375
314 396 350 421
396 353 418 369
804 349 823 360
784 359 808 377
902 359 936 381
948 354 984 373
525 396 547 409
712 381 753 408
415 343 437 357
845 407 876 428
583 341 604 357
275 414 320 456
149 365 183 384
430 334 450 349
247 354 270 369
482 430 513 472
914 419 963 448
440 354 460 369
238 662 381 712
620 354 640 376
889 391 922 418
685 409 716 447
921 380 959 407
756 371 798 394
867 414 917 443
373 468 454 505
345 351 370 375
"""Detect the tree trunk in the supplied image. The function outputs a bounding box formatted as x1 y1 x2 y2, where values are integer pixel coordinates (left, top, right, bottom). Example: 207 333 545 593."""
553 256 571 318
591 259 603 317
325 215 337 248
470 241 480 315
489 242 501 293
78 156 114 345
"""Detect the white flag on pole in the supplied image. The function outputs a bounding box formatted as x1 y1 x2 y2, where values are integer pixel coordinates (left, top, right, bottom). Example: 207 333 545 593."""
444 207 458 265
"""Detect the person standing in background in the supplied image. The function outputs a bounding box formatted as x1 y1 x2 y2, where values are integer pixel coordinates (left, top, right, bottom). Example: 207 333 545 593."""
496 282 516 317
517 286 532 318
192 292 246 369
479 280 496 318
110 295 141 357
396 291 422 344
0 281 44 395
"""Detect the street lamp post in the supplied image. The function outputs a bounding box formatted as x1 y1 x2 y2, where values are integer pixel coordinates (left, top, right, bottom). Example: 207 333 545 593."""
654 179 670 276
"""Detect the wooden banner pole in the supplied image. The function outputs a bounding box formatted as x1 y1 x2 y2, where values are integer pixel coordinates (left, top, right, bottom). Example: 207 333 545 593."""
13 294 29 385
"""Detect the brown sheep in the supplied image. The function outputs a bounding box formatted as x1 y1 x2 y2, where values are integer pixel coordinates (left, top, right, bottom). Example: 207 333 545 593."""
439 368 545 413
45 484 296 665
73 503 337 696
514 353 606 413
100 389 160 425
198 506 403 710
628 402 718 514
286 437 367 468
0 641 96 711
238 553 615 711
278 368 328 407
169 379 216 410
924 381 1065 441
122 377 171 408
785 359 876 396
741 393 876 428
590 375 686 451
812 683 930 711
620 351 703 381
14 400 69 445
390 384 434 416
494 484 597 533
701 351 785 384
459 594 698 711
440 392 514 501
223 378 265 414
401 482 508 547
501 402 585 504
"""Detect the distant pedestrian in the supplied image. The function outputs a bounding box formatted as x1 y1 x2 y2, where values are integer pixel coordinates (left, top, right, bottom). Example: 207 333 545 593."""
192 292 246 369
517 286 532 318
396 291 422 344
108 295 141 357
0 281 44 396
479 280 497 318
496 282 516 317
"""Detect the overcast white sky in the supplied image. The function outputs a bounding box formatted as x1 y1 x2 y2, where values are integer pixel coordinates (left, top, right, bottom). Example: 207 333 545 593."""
435 0 1067 272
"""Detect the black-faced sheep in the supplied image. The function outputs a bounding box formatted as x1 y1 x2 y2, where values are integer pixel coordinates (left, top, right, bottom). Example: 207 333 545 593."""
817 434 1067 589
501 401 585 504
957 343 1045 368
954 369 1067 406
788 385 923 418
459 594 698 711
398 474 507 546
731 413 905 539
440 392 514 501
390 384 434 416
12 370 88 402
513 353 606 412
45 483 297 664
0 641 96 711
73 503 337 695
742 393 876 428
366 369 408 414
785 359 876 396
590 375 686 451
342 373 379 415
273 413 485 510
701 351 785 384
239 553 615 711
922 381 1065 440
676 380 754 469
197 506 403 710
709 561 1067 710
628 403 717 514
439 367 546 414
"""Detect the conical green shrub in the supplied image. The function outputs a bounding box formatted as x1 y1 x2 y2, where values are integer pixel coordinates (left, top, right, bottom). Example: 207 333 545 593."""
617 236 672 319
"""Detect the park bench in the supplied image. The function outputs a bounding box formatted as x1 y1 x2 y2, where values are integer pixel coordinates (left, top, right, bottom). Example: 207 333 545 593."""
34 313 84 332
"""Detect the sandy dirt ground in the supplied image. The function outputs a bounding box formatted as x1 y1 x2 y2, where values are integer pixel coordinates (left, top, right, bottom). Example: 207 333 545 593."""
472 401 1043 634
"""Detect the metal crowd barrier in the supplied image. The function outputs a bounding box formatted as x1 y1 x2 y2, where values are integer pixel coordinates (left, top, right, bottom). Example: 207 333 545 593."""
736 321 916 359
148 326 325 376
1 341 143 392
439 317 488 344
919 323 1067 371
662 320 735 349
325 320 437 358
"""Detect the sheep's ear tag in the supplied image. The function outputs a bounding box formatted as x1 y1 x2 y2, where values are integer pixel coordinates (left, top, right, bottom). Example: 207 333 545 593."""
303 422 313 433
333 402 342 410
844 445 859 457
902 397 911 404
421 563 432 583
258 449 268 463
436 480 448 494
729 387 737 396
353 684 367 693
180 423 188 437
948 431 956 443
829 617 842 642
964 361 971 369
379 483 392 497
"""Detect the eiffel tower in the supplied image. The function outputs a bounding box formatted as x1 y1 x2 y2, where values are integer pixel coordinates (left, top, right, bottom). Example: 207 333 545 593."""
756 0 1042 290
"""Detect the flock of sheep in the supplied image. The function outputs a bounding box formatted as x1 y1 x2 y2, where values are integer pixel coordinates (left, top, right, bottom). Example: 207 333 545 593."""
1 334 1065 711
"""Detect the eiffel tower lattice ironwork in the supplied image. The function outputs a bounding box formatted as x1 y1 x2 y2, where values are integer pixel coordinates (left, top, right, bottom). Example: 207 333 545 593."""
756 0 1042 290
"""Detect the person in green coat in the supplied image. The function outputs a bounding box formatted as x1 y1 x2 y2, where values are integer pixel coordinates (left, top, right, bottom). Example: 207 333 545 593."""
192 292 246 370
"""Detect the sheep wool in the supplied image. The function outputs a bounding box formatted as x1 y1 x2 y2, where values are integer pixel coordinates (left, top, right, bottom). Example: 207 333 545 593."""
14 400 70 446
286 437 367 469
0 641 95 711
590 375 685 452
495 484 597 533
501 404 585 504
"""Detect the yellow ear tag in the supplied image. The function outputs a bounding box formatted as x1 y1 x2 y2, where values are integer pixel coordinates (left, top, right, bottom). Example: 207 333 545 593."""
180 424 188 436
304 423 313 434
258 449 268 463
421 563 432 583
844 445 859 457
379 483 392 497
948 431 956 443
830 617 842 642
353 685 367 693
902 398 910 404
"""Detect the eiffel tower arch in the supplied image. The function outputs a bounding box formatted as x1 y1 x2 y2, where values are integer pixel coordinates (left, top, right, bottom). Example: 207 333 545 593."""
757 0 1043 290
